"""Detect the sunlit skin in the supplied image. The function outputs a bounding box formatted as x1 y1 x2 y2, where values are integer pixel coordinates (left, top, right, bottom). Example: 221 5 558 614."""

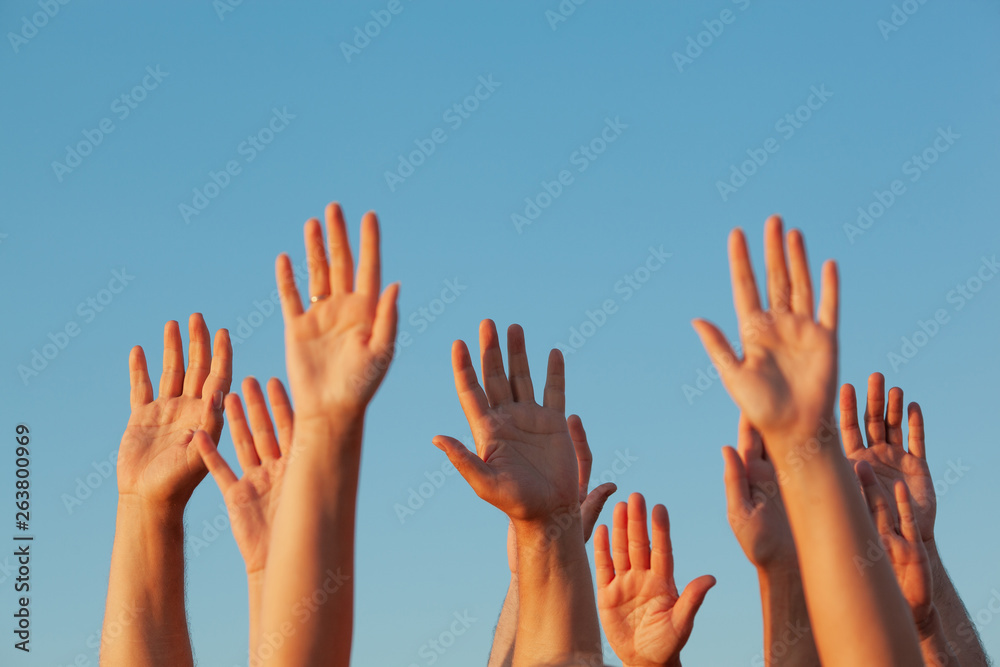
434 321 603 666
102 314 232 667
594 493 715 667
692 216 922 667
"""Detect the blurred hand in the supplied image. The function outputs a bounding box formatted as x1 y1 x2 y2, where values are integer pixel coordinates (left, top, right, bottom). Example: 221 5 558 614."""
595 493 716 667
856 462 933 626
722 415 797 570
117 314 232 509
842 373 935 544
275 202 399 423
195 377 292 576
693 216 839 458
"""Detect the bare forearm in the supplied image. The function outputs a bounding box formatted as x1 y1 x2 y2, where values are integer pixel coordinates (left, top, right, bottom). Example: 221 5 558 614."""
512 512 602 666
774 440 922 667
758 566 819 667
488 577 518 667
927 540 992 666
101 498 193 667
248 572 264 659
258 418 363 667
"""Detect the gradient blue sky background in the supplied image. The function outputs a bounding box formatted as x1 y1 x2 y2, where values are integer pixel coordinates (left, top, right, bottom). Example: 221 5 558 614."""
2 1 999 665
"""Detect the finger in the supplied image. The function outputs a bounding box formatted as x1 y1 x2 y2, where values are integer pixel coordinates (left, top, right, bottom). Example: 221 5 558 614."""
650 504 675 588
864 372 887 446
369 282 400 357
202 328 233 399
182 314 212 397
506 324 535 404
857 460 895 535
194 430 238 493
276 253 304 319
542 349 566 413
479 320 513 407
568 415 592 503
326 202 354 294
304 217 331 300
627 493 651 571
159 320 185 398
243 377 280 460
722 446 752 528
895 481 922 544
267 378 294 456
129 346 154 407
818 260 839 331
594 524 615 587
728 228 763 333
581 482 617 543
225 392 261 471
356 211 381 298
839 383 865 455
787 229 814 318
450 340 491 434
907 402 926 459
673 575 717 637
886 386 905 448
736 414 763 461
763 215 791 312
610 501 630 572
691 319 741 387
432 435 496 504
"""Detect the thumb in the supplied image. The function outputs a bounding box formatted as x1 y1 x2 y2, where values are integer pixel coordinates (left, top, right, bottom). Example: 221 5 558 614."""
581 482 617 543
673 574 716 639
432 435 496 504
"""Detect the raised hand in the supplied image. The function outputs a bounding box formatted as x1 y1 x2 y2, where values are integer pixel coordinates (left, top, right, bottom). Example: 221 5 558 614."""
842 373 935 544
856 462 932 624
276 202 399 422
117 313 233 508
194 377 293 576
692 216 839 456
433 320 581 523
722 415 796 570
595 493 715 667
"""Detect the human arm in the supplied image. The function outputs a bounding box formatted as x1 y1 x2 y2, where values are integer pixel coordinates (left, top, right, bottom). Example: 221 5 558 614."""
722 416 819 666
434 321 603 665
252 203 399 666
692 216 922 666
101 315 232 666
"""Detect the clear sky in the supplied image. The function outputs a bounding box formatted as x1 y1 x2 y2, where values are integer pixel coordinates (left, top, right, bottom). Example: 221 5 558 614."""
2 1 999 665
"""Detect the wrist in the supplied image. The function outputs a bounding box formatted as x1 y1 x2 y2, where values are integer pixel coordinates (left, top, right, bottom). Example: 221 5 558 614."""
116 493 186 528
915 605 942 641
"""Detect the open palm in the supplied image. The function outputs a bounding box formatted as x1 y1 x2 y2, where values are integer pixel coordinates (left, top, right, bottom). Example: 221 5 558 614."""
196 377 292 575
842 374 935 543
693 218 839 454
433 321 580 522
595 494 715 667
117 315 232 507
276 203 399 419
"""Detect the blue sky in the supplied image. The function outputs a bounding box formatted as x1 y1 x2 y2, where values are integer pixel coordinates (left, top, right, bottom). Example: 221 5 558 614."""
2 1 999 665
